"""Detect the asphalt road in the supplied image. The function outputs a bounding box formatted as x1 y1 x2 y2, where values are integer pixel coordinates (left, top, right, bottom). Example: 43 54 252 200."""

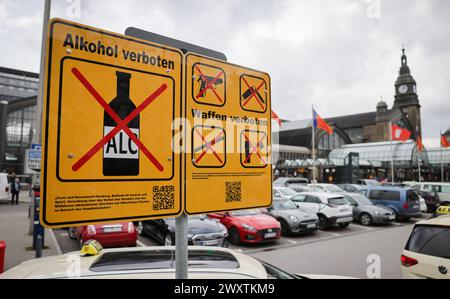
250 223 415 279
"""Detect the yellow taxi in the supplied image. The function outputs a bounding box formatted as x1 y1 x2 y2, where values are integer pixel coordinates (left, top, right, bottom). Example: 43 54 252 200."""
436 205 450 215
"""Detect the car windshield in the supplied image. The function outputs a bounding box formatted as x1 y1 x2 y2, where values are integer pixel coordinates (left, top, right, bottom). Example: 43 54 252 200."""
350 194 373 205
272 200 297 210
273 178 289 186
276 188 297 196
323 185 344 192
259 260 298 279
229 209 261 216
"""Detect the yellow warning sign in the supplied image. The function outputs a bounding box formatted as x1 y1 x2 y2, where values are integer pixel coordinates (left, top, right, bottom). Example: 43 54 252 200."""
41 19 183 227
185 54 272 214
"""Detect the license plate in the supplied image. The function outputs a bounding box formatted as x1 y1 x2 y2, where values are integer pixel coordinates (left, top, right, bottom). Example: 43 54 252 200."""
201 239 218 246
264 232 277 238
103 227 122 233
389 215 395 220
307 224 316 229
336 217 352 223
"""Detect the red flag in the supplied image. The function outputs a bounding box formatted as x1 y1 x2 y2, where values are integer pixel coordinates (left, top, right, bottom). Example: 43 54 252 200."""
416 136 424 152
442 134 450 148
271 110 282 127
391 124 411 141
313 110 333 135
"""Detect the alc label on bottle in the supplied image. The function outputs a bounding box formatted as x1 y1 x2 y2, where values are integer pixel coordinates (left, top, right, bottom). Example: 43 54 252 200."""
103 127 139 159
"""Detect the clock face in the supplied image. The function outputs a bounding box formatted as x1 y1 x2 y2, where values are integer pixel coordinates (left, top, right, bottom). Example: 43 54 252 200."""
398 85 408 94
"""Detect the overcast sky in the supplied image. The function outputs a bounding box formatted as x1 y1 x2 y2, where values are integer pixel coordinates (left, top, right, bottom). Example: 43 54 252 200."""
1 0 449 147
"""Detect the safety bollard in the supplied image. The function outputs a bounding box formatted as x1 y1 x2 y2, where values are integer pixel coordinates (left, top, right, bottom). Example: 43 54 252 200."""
35 235 43 258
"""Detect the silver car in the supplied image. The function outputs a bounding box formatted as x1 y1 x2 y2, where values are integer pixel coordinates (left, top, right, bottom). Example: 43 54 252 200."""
264 198 319 235
344 193 396 226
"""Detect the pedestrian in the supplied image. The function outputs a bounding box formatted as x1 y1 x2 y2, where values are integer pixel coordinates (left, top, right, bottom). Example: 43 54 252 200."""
11 177 21 205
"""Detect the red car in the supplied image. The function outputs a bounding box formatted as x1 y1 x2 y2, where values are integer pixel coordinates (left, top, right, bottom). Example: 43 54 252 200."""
208 209 281 245
69 222 137 248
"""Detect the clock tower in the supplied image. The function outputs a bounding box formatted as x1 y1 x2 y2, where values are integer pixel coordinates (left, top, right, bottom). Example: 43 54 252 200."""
393 47 422 136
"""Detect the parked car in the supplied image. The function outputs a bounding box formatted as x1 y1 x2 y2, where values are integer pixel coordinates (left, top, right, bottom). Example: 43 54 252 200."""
273 186 298 199
263 198 319 235
289 192 353 229
357 179 380 186
436 205 450 216
0 173 9 201
338 184 363 193
273 177 309 187
208 209 281 245
69 222 137 248
419 197 427 213
358 186 421 220
344 193 396 225
410 183 450 203
137 215 228 247
0 246 355 279
401 215 450 279
307 184 346 193
408 182 450 203
287 185 314 193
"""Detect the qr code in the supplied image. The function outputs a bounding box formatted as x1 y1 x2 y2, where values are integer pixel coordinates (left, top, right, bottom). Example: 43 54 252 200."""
153 185 175 210
225 182 242 202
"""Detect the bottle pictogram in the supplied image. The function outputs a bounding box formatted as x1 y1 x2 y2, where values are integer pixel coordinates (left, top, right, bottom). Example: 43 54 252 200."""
103 71 140 176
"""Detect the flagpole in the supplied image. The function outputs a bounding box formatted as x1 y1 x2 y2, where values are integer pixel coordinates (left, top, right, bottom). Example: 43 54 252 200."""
417 143 421 183
441 132 444 183
311 106 316 188
389 121 395 183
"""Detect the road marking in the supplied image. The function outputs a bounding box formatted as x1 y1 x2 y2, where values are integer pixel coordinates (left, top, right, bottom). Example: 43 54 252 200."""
286 239 297 245
136 240 147 247
350 224 374 230
60 233 69 237
49 229 63 255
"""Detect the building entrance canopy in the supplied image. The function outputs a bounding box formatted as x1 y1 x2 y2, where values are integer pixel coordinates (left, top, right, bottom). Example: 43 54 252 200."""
329 140 428 168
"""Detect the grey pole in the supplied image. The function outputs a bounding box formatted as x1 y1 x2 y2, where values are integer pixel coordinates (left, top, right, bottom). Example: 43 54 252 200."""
175 213 188 279
30 0 51 236
0 101 7 172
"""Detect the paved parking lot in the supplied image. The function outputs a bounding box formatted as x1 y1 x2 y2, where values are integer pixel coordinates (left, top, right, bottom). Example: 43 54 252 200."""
51 214 430 256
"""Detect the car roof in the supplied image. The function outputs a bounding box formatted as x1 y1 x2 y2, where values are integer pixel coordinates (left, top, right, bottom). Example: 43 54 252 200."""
361 186 409 191
415 215 450 226
1 246 268 279
296 191 344 199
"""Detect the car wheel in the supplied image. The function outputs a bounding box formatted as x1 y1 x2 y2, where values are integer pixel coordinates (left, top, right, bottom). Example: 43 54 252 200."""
318 215 328 230
228 228 241 245
338 222 350 228
164 233 174 246
136 221 144 236
360 213 372 226
279 219 290 236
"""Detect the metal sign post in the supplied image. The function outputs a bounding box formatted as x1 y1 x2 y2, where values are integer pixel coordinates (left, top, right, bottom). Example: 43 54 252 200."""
175 213 188 279
30 0 51 236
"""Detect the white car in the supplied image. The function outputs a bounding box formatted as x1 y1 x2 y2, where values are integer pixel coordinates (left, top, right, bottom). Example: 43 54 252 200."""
273 186 298 199
0 246 355 279
307 184 345 193
402 215 450 279
289 192 353 229
0 173 9 201
419 197 427 213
